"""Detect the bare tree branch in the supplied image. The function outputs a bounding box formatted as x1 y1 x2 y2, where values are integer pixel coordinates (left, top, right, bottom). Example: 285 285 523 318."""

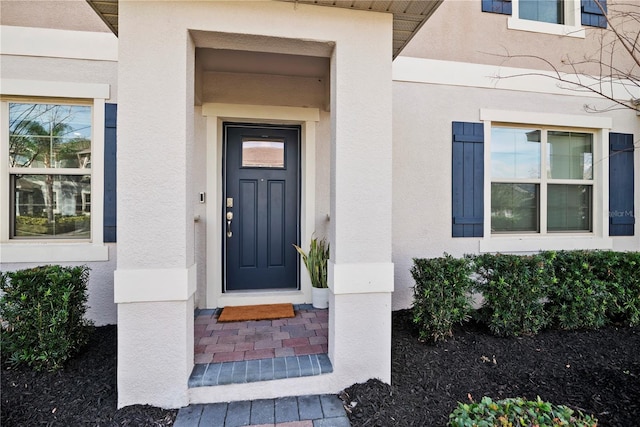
490 1 640 114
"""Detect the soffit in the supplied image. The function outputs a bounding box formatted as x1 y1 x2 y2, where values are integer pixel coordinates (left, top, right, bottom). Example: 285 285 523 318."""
86 0 442 58
86 0 118 36
279 1 443 57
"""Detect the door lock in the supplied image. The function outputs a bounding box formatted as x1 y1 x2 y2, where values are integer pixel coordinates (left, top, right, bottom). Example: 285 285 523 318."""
226 212 233 237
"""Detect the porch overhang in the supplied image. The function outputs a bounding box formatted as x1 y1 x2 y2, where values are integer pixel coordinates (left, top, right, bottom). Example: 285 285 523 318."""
86 0 442 58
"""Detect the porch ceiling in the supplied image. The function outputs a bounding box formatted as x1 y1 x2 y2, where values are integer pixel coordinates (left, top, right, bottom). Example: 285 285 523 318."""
85 0 443 58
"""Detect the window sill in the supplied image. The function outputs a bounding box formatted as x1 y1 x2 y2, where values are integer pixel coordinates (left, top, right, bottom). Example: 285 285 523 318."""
507 17 585 38
0 242 109 263
479 236 613 253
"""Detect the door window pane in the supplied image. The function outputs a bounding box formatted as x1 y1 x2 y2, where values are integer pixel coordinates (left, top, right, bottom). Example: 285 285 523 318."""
242 139 284 168
520 0 564 24
12 174 91 239
547 131 593 179
9 103 92 169
491 183 540 232
548 184 592 232
491 127 541 179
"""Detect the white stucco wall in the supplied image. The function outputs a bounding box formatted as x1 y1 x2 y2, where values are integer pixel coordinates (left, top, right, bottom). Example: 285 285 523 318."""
315 110 332 239
1 56 117 98
193 107 207 309
117 297 194 408
391 59 640 310
1 0 111 33
0 24 119 326
401 0 636 76
116 0 394 408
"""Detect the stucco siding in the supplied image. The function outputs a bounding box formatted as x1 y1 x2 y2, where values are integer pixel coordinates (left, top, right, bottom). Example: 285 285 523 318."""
402 0 635 76
1 55 117 101
193 107 207 309
315 110 332 239
1 0 110 32
391 76 640 310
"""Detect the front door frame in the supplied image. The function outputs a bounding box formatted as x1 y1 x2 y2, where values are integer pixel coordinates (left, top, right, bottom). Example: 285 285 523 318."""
222 122 301 292
202 103 320 308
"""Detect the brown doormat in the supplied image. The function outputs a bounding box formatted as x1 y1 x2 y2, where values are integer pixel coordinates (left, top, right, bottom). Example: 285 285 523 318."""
217 303 295 322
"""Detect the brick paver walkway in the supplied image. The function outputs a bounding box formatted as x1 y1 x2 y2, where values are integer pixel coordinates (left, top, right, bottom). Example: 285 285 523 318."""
182 306 345 425
194 305 329 364
173 394 350 427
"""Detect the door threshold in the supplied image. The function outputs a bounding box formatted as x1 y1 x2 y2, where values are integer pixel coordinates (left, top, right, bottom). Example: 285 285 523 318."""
188 354 333 388
215 290 308 307
223 288 302 294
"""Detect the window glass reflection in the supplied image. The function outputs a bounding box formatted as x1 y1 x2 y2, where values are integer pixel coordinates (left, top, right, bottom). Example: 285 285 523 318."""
242 139 284 168
491 183 540 233
9 103 92 169
548 184 592 232
491 127 541 179
548 131 593 180
12 174 91 239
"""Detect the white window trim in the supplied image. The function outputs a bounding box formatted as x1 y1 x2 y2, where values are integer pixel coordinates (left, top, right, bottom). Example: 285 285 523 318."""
0 79 110 263
479 108 613 253
508 0 586 38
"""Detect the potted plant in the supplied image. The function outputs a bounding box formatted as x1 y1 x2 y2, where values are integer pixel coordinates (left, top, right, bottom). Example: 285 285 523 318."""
294 236 330 309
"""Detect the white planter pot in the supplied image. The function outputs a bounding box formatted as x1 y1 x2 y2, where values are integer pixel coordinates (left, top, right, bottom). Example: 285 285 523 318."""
312 287 329 309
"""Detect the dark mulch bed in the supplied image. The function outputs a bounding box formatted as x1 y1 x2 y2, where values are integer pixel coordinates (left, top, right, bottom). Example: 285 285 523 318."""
1 325 177 426
342 310 640 427
4 314 639 427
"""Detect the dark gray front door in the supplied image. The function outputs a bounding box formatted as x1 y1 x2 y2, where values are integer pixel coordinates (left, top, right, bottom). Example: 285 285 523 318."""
223 123 300 291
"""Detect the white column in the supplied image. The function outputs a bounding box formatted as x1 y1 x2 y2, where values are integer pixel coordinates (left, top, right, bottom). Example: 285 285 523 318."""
328 17 394 384
114 0 195 408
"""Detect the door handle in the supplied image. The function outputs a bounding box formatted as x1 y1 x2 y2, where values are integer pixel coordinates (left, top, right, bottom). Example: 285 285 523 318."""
226 212 233 237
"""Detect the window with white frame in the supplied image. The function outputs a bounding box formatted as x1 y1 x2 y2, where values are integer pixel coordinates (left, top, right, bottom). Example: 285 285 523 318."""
482 0 607 36
519 0 566 24
509 0 585 37
8 101 93 239
491 125 594 234
453 110 618 252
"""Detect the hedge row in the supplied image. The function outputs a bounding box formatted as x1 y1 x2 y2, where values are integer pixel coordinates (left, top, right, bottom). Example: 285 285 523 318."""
411 251 640 341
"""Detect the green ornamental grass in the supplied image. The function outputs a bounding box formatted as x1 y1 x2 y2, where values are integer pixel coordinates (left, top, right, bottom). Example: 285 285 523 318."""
294 236 329 288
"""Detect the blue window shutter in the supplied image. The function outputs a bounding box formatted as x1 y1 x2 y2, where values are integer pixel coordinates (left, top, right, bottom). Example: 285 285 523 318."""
582 0 607 28
452 122 484 237
104 103 117 242
482 0 512 15
609 132 635 236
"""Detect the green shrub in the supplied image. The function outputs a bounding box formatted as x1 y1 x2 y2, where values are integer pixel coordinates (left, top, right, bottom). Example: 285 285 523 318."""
545 251 610 330
411 254 474 342
0 265 93 371
473 253 553 337
604 251 640 326
448 396 598 427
